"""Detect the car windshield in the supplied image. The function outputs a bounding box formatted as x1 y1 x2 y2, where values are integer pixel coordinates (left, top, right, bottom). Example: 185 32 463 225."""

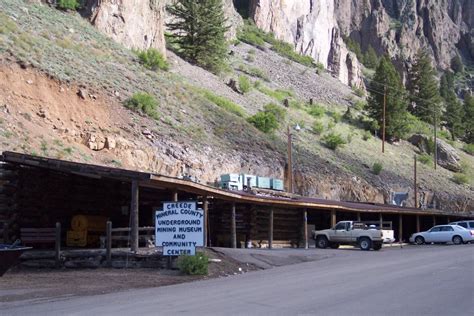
469 222 474 228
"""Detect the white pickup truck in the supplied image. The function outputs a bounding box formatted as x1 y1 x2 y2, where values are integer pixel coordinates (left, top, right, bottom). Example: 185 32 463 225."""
312 221 384 251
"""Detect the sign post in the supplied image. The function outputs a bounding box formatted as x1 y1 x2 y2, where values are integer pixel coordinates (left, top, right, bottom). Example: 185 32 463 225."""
155 201 204 256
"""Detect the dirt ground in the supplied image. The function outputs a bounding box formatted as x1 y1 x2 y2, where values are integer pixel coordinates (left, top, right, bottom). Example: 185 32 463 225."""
0 249 258 303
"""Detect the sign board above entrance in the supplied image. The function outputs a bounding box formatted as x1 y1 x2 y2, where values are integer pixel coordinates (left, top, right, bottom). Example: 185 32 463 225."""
155 201 204 256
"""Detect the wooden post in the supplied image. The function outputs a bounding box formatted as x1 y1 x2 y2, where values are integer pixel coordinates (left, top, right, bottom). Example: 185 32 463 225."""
432 216 436 226
379 213 383 230
414 155 418 208
382 85 387 153
398 215 403 244
130 180 139 253
331 210 337 227
3 222 8 243
231 203 237 249
106 221 112 266
287 126 293 193
357 212 361 222
269 208 274 249
55 222 61 268
303 209 308 250
203 196 209 247
416 215 420 233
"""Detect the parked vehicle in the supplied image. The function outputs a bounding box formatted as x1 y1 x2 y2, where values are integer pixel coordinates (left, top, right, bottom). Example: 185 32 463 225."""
409 225 474 245
448 220 474 235
312 221 383 251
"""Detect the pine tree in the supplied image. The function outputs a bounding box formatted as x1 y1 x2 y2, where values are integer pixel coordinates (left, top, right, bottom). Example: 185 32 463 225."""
444 92 464 140
363 45 379 69
367 55 409 140
463 93 474 143
407 50 442 124
440 71 464 140
167 0 229 73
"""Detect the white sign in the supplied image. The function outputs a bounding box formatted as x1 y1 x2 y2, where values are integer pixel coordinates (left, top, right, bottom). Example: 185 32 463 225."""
155 201 204 256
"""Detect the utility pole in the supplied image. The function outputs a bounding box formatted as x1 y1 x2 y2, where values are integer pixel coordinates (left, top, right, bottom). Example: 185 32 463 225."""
414 155 418 208
433 109 438 170
287 125 293 194
382 85 387 153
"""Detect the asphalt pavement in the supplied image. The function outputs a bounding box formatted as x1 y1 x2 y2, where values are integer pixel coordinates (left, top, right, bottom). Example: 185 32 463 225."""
1 244 473 315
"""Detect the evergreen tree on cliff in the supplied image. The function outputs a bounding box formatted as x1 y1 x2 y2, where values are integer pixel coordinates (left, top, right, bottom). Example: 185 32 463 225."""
407 50 442 124
463 93 474 143
167 0 229 73
367 55 408 139
440 71 464 140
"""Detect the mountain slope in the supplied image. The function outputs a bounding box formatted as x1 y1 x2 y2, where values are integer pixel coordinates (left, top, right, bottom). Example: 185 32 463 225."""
0 0 472 212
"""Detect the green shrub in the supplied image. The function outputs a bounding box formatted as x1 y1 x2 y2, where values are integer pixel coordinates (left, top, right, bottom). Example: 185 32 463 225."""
327 121 335 130
452 173 468 185
406 113 431 136
352 86 365 98
438 130 451 140
362 131 372 141
247 111 278 133
177 252 209 275
418 153 432 165
137 48 169 71
237 22 266 47
462 144 474 155
312 121 324 135
354 100 367 111
238 75 251 94
201 90 245 117
372 162 383 175
330 112 342 123
263 103 286 122
253 80 262 89
307 104 325 118
322 133 346 150
57 0 79 10
124 92 159 119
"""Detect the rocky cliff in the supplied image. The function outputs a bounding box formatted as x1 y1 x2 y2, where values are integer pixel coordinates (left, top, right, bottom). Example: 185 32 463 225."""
85 0 167 55
84 0 242 56
247 0 472 82
249 0 364 87
334 0 473 70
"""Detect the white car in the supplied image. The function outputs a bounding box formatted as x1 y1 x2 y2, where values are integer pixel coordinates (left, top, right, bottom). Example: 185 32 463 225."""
409 225 474 245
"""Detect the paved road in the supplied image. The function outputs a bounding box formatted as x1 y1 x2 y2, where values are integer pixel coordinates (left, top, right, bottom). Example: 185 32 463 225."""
2 245 473 315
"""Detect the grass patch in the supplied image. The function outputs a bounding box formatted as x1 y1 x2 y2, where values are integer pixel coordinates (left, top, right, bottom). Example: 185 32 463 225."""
462 143 474 155
201 90 245 117
311 121 324 135
452 173 468 185
256 85 293 102
238 75 251 94
307 104 325 118
418 153 432 165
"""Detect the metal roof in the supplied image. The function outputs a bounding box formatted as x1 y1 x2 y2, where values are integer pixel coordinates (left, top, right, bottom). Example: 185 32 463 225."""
1 151 470 217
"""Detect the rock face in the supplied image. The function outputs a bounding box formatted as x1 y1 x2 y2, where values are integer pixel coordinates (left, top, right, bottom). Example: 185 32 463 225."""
86 0 167 55
334 0 473 70
247 0 472 85
249 0 364 87
86 0 242 56
408 134 462 172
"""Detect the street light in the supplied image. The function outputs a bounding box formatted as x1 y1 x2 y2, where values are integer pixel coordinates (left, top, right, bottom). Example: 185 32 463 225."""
287 124 301 194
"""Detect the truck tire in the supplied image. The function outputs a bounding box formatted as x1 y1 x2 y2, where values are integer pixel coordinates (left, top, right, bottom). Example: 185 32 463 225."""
373 243 382 251
316 236 329 249
359 237 372 251
329 242 340 249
